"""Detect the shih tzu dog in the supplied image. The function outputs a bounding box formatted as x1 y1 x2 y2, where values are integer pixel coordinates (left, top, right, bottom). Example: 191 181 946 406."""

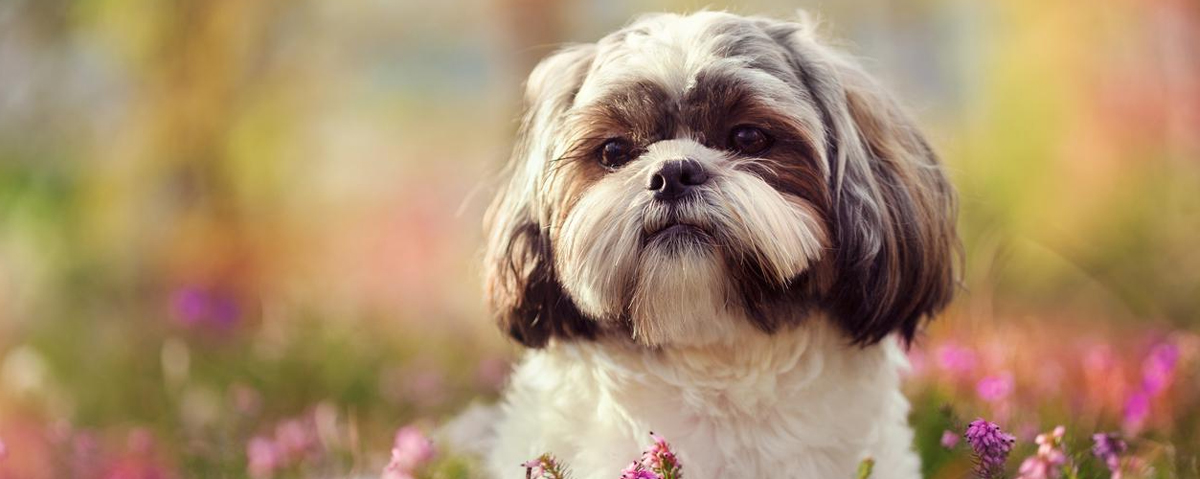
481 11 957 479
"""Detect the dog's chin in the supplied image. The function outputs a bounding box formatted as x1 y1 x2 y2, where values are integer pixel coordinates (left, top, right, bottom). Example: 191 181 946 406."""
628 232 765 347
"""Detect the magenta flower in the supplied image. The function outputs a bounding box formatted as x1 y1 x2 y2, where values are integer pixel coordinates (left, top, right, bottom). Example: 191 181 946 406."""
976 373 1014 403
941 430 961 449
1141 342 1179 395
384 426 436 479
965 419 1015 478
1122 390 1150 434
1092 432 1127 478
935 343 978 376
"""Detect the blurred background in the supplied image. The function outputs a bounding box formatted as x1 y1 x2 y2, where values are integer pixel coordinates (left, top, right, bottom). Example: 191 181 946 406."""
0 0 1197 477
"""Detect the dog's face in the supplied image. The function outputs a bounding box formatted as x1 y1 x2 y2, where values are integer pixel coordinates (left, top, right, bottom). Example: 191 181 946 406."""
485 12 958 348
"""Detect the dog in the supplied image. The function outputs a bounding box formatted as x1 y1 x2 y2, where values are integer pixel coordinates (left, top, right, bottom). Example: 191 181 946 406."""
480 11 958 479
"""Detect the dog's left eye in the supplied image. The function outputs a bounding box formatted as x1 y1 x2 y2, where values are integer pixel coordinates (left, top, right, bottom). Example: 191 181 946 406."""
730 125 772 155
598 138 635 169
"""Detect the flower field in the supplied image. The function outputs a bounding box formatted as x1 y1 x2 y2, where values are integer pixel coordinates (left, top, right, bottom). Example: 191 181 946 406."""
1 0 1198 478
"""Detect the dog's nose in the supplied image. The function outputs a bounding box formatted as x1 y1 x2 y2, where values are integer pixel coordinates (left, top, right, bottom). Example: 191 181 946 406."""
647 159 709 201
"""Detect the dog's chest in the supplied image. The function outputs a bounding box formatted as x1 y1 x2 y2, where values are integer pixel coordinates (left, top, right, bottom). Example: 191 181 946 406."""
488 323 921 479
587 357 876 477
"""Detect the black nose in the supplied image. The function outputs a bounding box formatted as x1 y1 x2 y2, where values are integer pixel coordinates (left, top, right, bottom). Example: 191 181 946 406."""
647 159 709 201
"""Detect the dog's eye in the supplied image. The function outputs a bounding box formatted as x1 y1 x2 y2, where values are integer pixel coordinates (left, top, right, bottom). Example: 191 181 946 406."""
598 138 635 169
730 125 772 155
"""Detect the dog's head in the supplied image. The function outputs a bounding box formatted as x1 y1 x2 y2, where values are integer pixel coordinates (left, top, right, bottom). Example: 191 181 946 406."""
484 12 958 348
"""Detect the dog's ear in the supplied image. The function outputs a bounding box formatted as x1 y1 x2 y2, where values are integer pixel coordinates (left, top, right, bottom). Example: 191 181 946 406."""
767 19 960 345
484 45 599 348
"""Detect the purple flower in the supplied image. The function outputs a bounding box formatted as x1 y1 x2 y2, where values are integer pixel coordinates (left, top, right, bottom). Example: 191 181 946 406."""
171 287 208 324
1092 432 1127 477
965 419 1016 478
941 430 961 449
170 286 240 329
977 373 1014 403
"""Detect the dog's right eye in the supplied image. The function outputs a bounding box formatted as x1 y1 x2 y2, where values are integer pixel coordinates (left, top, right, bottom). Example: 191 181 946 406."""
598 139 635 169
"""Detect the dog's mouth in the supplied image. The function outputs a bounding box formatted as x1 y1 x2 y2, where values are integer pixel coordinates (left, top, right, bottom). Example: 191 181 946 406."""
644 222 713 246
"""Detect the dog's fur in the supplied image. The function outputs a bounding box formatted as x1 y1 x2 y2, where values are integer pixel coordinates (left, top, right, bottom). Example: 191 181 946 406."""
481 11 958 479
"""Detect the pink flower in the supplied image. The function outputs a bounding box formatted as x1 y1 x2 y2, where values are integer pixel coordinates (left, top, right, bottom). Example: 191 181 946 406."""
522 454 569 479
636 432 681 478
274 419 316 462
1141 342 1179 395
247 436 281 479
620 463 662 479
977 374 1014 403
1015 426 1067 479
384 426 436 477
941 430 960 449
524 458 546 477
0 437 7 460
72 432 102 478
1123 390 1150 434
935 343 977 375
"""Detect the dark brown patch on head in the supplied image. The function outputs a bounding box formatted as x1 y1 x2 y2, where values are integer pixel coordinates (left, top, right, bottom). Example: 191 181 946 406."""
568 80 677 152
681 69 829 212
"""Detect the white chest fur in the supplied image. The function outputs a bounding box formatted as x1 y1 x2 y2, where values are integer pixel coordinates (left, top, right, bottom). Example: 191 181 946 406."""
486 319 922 479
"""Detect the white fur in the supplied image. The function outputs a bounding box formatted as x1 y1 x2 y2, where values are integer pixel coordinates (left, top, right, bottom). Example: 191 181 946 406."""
555 139 826 347
486 318 921 479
